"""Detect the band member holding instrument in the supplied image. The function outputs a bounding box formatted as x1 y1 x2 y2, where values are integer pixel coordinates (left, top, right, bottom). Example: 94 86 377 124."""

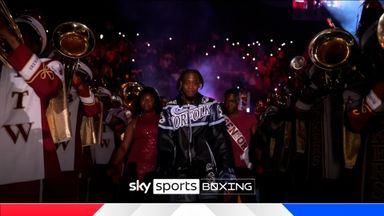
0 12 63 202
89 87 122 202
345 0 384 202
43 61 101 202
105 94 129 139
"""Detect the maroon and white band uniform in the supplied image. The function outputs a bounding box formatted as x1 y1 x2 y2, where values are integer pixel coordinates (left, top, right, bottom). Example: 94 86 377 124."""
0 44 64 202
92 89 117 167
43 65 101 202
92 95 126 166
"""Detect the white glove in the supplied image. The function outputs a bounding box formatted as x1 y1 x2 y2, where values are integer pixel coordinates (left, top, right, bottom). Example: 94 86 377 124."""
240 146 253 170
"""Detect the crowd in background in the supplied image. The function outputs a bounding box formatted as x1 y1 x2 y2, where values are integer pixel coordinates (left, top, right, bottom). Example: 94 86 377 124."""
80 28 302 106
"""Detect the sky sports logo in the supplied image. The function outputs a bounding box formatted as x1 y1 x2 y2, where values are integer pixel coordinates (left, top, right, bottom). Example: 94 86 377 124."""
129 178 256 195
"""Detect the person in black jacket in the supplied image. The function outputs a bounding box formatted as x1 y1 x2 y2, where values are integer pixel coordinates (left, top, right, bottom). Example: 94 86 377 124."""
156 69 236 202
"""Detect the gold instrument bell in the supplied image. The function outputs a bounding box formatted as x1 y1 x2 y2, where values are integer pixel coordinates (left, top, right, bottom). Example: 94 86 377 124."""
0 0 24 69
378 13 384 49
52 22 95 58
47 21 95 144
308 28 355 71
119 82 144 112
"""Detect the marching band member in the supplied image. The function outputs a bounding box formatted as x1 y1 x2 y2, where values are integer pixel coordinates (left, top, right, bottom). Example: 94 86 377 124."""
105 94 129 138
345 0 384 202
43 61 101 202
89 87 121 202
0 14 63 202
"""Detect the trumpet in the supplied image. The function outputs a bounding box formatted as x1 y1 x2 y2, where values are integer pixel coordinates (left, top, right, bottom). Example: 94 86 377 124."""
0 0 23 68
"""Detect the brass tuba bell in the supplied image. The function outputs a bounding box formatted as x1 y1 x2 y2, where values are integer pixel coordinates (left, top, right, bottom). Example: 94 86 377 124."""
308 28 355 71
53 22 95 59
378 12 384 49
52 21 96 90
119 82 144 112
0 0 24 69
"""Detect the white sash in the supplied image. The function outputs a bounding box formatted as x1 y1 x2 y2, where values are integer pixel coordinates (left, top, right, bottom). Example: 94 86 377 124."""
224 115 252 169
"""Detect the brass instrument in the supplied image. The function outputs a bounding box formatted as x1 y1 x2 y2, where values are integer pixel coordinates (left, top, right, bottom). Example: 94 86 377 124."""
290 56 307 71
119 82 144 111
308 28 355 71
47 21 96 144
53 22 95 59
0 0 23 68
52 22 95 81
270 83 292 109
378 12 384 49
